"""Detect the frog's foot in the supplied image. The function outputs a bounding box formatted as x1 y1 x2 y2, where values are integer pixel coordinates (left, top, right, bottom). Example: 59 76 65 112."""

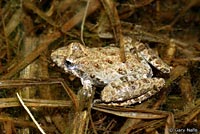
100 77 165 106
81 79 94 97
135 42 171 73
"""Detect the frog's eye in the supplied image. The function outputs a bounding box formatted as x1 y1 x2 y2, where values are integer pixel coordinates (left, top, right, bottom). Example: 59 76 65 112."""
64 60 76 70
64 60 72 67
65 60 72 66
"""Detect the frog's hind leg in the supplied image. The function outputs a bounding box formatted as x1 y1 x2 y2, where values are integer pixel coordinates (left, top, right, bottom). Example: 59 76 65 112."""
135 42 170 73
100 77 165 106
106 87 161 106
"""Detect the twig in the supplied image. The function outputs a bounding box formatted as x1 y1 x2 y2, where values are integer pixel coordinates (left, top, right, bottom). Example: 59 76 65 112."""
61 0 100 32
81 0 91 45
16 93 46 134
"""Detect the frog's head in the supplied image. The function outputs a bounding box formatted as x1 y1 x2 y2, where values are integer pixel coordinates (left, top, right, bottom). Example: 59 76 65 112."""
51 42 88 74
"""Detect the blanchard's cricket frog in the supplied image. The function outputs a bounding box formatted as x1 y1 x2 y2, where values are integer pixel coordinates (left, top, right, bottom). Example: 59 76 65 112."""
51 36 170 106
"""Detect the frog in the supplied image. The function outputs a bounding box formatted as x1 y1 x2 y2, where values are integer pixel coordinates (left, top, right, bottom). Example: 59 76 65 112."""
51 36 170 106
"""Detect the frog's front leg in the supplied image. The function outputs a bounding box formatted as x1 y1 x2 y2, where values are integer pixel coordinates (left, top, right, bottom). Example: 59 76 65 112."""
78 78 95 110
100 76 165 106
135 42 171 73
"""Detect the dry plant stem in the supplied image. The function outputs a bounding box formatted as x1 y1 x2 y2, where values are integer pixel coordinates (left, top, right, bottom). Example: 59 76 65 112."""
174 102 200 129
165 113 175 134
58 0 75 12
2 13 10 62
45 0 56 17
152 66 189 114
81 0 91 45
164 39 176 64
89 111 98 134
1 0 100 79
2 8 24 63
157 0 200 31
183 106 200 126
4 9 24 36
119 103 149 133
101 0 125 62
93 105 174 134
0 115 56 132
179 76 194 102
168 65 188 84
88 91 98 134
38 52 52 100
23 2 59 27
0 98 71 108
93 105 169 119
132 0 155 7
100 0 117 40
144 120 166 132
125 119 165 133
3 121 13 134
19 37 40 100
18 32 39 134
120 34 126 62
169 0 199 28
0 78 78 110
71 111 88 134
61 0 100 32
71 88 96 134
16 93 46 134
0 32 61 79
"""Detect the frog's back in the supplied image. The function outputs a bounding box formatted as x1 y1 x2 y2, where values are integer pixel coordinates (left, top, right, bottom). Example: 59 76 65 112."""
75 46 151 85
